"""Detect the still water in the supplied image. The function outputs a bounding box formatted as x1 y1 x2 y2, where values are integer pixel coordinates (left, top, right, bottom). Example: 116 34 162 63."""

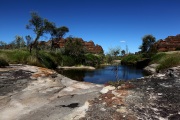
57 65 146 84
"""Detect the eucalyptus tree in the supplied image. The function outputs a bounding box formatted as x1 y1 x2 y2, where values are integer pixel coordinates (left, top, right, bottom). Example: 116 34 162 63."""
139 34 156 53
121 50 125 56
64 37 84 64
14 35 25 49
0 41 7 49
46 23 69 50
55 26 69 39
25 35 33 48
26 12 69 52
26 12 53 53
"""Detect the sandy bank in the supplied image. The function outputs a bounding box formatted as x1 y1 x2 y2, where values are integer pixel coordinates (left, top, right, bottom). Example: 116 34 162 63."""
57 65 95 70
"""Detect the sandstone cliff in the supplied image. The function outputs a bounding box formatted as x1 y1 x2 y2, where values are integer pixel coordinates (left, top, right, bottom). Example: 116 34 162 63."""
40 38 104 54
155 34 180 52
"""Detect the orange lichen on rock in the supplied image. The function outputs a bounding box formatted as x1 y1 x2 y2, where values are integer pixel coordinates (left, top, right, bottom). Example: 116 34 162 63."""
32 67 56 78
100 91 115 99
99 88 129 107
115 90 129 96
119 83 135 90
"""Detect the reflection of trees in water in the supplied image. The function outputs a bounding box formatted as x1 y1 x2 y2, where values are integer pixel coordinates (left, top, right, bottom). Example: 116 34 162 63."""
122 65 128 80
57 70 85 81
112 65 128 81
112 65 143 80
111 64 120 81
57 65 144 83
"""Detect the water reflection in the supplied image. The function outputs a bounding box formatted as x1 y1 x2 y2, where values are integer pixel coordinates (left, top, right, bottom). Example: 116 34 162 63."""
57 65 146 84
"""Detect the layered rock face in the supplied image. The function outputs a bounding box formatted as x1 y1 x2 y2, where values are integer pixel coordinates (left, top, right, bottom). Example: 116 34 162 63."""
50 38 104 54
155 34 180 52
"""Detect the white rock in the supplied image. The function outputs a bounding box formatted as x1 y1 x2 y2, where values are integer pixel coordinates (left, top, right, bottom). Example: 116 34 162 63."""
100 86 115 94
112 91 119 96
100 108 106 111
116 107 127 113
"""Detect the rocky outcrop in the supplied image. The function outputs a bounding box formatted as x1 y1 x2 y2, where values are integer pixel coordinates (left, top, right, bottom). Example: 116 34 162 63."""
44 38 104 54
143 63 159 74
82 66 180 120
0 64 103 120
155 34 180 52
55 38 103 54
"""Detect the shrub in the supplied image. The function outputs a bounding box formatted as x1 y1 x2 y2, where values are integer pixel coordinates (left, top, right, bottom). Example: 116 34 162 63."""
84 53 100 66
37 52 57 69
62 55 76 66
0 58 9 67
27 55 42 67
121 54 143 65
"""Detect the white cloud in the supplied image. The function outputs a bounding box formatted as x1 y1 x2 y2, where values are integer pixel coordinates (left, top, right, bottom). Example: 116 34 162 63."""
120 40 126 43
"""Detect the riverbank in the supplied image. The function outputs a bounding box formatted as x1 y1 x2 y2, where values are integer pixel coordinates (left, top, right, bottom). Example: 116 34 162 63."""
0 64 180 119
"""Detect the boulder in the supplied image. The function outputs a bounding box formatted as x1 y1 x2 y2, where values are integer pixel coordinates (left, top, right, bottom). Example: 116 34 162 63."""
143 64 159 74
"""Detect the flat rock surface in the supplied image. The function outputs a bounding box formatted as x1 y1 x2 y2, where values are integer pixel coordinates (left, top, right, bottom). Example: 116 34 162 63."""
0 64 103 120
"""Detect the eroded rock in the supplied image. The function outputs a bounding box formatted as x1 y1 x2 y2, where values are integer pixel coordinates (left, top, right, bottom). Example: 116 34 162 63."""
0 64 103 120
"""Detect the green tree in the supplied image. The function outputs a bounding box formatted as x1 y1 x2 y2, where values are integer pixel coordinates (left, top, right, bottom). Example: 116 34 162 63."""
25 35 33 48
139 34 156 53
54 26 69 39
14 35 25 49
42 19 69 50
121 50 125 56
26 12 53 53
109 46 121 59
65 37 85 64
0 41 7 49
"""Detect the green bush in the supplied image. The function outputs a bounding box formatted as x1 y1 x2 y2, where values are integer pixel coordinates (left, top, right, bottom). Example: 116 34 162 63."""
62 55 76 66
84 53 100 66
121 54 143 65
27 55 41 67
0 58 9 67
175 47 180 51
37 52 58 69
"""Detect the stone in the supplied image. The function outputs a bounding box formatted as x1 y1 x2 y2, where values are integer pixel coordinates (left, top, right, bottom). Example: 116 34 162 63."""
100 86 115 94
100 108 106 111
143 64 159 74
116 107 127 113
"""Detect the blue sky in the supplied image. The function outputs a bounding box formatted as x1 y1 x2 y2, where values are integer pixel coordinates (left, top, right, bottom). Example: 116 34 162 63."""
0 0 180 53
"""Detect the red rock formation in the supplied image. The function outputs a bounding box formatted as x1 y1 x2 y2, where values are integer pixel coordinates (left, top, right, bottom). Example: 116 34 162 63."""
155 34 180 52
45 38 104 54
